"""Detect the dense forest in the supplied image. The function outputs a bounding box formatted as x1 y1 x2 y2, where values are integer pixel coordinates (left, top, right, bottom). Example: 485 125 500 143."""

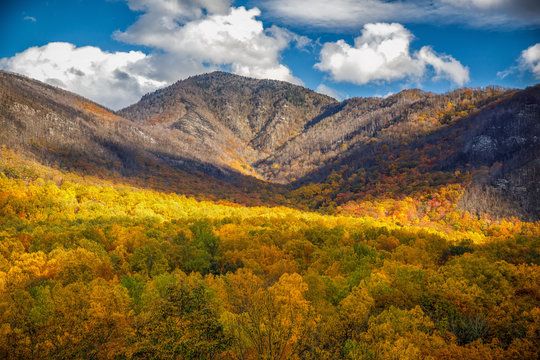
1 147 539 359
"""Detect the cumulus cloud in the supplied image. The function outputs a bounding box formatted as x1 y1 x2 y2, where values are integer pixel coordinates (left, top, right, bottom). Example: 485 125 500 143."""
262 0 540 28
115 1 302 84
315 23 469 86
2 1 306 108
417 47 470 86
520 43 540 79
499 43 540 80
0 42 167 109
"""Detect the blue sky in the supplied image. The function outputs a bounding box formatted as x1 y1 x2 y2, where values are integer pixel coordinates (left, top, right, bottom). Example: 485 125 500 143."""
1 0 539 109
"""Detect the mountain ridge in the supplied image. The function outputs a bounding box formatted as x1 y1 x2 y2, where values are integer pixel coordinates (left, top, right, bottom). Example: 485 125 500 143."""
0 70 288 205
1 69 539 219
118 71 338 178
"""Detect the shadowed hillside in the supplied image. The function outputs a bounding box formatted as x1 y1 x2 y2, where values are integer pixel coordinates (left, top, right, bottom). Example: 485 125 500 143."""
289 86 540 220
0 70 287 205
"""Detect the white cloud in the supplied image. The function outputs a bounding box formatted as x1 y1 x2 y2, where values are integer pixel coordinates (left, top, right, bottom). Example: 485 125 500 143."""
263 0 418 28
519 43 540 80
417 47 470 86
115 2 302 84
23 16 37 22
262 0 540 28
442 0 505 9
316 84 343 100
315 23 469 86
440 0 540 20
0 42 167 110
123 0 232 19
499 43 540 80
1 1 306 109
441 0 532 11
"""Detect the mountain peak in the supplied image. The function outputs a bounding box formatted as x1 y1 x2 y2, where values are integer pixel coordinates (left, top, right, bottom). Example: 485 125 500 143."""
186 70 291 84
118 71 337 176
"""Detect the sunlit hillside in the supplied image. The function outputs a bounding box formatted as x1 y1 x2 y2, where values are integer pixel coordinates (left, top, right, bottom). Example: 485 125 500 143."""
1 148 539 359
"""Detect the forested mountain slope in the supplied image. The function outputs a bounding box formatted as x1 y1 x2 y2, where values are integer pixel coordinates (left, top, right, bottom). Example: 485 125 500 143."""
118 71 539 220
290 86 540 220
119 72 522 184
1 70 539 219
119 71 337 177
0 70 286 205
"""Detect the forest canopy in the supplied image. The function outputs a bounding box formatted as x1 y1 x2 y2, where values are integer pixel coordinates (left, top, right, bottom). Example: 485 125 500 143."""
1 148 539 359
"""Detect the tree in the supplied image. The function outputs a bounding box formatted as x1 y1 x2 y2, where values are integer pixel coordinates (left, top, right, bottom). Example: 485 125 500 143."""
130 274 229 359
221 270 316 360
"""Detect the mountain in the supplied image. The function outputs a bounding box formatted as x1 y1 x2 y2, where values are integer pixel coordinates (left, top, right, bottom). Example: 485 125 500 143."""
1 69 539 219
118 72 539 219
0 70 286 204
119 71 337 179
289 86 540 220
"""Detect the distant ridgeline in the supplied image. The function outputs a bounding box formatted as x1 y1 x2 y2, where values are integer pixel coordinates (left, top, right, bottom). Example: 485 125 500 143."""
0 70 539 358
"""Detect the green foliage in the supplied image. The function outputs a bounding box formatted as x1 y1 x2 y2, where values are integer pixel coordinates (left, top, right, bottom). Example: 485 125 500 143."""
130 241 170 278
131 274 229 359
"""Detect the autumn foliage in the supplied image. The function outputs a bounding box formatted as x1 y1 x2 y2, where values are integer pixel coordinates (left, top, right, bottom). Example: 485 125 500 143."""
0 148 538 359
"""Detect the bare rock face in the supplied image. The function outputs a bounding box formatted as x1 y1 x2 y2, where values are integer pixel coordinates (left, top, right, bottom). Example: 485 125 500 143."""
471 135 497 160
